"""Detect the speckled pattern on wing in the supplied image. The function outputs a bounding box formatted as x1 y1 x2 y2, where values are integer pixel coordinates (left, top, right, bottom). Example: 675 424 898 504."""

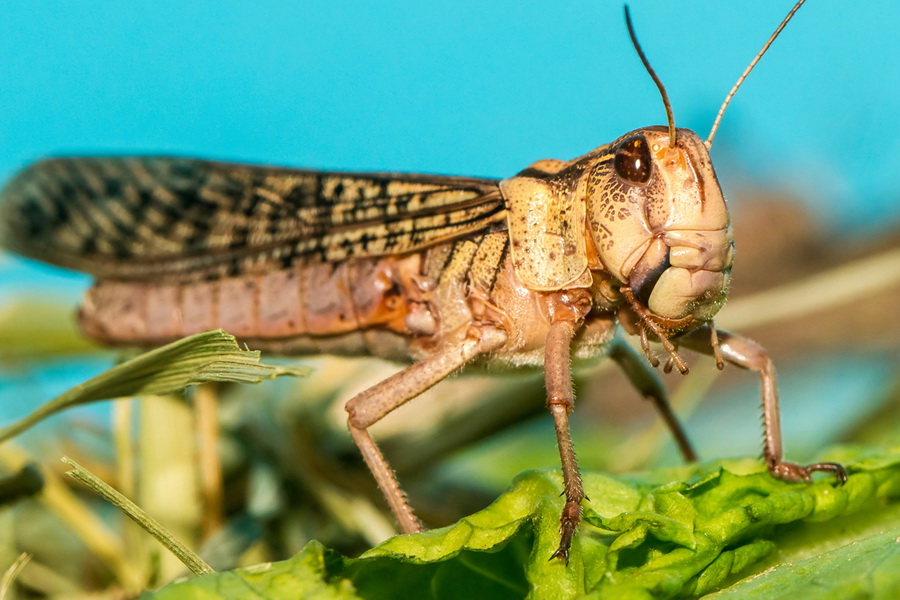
0 157 506 281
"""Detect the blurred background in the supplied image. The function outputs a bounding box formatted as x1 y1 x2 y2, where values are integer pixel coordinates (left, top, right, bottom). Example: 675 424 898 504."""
0 1 897 596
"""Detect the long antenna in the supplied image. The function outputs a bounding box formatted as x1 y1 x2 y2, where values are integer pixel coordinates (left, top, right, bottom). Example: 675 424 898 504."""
706 0 809 149
624 5 676 147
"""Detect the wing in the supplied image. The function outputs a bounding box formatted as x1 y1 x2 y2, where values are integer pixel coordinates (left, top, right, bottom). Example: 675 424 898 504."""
0 157 506 281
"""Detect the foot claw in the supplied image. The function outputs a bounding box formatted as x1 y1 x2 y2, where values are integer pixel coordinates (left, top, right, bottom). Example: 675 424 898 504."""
768 460 847 485
550 499 582 564
549 544 570 564
807 461 848 485
551 526 574 565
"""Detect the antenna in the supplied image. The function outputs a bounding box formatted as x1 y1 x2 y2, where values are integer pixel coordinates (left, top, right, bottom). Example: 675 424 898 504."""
706 0 809 149
624 5 676 147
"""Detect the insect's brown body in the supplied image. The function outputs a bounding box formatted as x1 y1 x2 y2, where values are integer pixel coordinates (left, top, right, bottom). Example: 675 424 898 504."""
0 0 845 562
2 139 668 368
80 234 620 366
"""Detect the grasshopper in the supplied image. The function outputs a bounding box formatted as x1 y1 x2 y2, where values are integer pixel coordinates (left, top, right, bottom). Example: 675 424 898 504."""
0 0 846 560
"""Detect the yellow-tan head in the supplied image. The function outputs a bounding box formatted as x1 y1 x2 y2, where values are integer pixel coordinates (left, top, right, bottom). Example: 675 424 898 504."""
587 127 734 334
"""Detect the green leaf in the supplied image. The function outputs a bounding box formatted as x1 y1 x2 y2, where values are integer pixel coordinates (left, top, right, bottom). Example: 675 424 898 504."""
706 527 900 599
0 329 309 443
139 542 359 600
143 448 900 599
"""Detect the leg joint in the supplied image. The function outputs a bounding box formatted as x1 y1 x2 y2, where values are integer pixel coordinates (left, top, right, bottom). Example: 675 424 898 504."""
346 407 366 429
546 393 573 412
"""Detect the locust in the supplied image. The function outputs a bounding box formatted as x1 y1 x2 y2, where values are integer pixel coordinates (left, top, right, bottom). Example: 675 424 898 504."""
0 0 846 561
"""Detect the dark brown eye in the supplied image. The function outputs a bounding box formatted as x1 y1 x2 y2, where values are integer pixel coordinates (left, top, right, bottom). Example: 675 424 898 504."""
614 135 652 184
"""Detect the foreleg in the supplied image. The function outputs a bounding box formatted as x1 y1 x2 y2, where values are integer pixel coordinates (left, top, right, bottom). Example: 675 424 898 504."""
545 318 584 562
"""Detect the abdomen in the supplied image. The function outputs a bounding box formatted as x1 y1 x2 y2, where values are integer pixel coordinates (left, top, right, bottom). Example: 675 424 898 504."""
79 254 427 361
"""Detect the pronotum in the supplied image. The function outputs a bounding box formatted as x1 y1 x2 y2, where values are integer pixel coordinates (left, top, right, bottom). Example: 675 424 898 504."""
0 0 845 560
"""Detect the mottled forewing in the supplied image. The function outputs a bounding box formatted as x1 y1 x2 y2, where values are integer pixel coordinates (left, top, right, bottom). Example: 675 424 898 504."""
0 157 505 280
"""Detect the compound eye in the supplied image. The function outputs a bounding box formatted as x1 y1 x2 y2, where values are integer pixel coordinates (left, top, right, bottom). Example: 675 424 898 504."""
614 135 652 184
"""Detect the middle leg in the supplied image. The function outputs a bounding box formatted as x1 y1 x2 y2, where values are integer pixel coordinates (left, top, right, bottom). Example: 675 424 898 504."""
608 337 698 462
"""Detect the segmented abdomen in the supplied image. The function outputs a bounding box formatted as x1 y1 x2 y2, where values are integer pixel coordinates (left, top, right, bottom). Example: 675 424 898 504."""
79 255 420 356
78 231 513 361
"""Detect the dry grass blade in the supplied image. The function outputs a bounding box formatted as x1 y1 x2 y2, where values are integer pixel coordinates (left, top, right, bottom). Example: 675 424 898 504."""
0 553 31 600
194 384 225 538
63 457 214 577
0 443 141 590
719 247 900 330
0 329 309 443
